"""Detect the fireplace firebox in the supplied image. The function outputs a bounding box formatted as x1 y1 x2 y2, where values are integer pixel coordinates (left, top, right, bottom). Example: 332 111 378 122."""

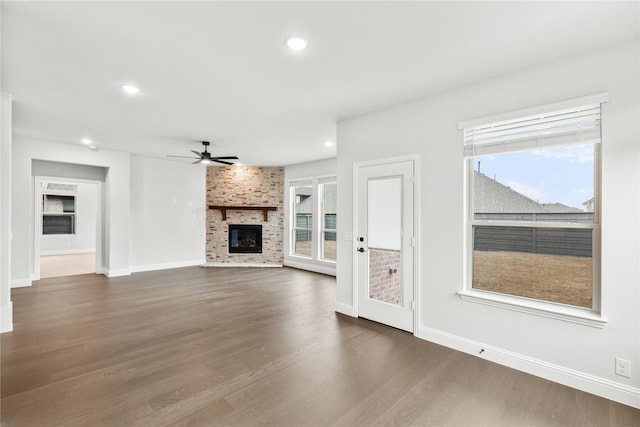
228 224 262 254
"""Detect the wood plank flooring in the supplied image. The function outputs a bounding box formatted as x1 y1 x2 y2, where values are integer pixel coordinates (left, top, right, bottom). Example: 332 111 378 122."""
1 267 638 426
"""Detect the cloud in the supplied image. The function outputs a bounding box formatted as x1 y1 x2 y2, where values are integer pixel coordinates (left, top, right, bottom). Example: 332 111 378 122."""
506 180 544 201
532 145 594 163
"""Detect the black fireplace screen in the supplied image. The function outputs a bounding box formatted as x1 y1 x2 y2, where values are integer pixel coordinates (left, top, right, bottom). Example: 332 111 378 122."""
229 224 262 253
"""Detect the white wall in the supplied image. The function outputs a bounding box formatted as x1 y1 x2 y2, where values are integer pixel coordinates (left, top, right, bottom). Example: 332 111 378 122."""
129 155 206 272
284 158 337 275
336 40 640 407
1 93 13 332
11 138 210 285
41 182 98 255
12 137 131 282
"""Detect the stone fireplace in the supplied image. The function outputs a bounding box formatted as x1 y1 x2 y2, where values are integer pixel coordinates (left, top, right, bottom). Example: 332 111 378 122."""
206 166 284 266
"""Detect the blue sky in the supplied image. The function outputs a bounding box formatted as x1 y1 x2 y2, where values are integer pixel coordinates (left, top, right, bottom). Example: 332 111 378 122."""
476 143 595 210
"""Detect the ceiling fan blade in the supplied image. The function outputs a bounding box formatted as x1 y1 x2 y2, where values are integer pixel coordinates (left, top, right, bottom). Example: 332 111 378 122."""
211 156 239 160
212 159 234 165
190 150 203 157
168 155 200 159
192 160 202 164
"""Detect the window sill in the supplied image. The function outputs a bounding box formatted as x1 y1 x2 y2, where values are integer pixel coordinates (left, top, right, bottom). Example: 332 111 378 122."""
289 254 313 260
457 289 608 328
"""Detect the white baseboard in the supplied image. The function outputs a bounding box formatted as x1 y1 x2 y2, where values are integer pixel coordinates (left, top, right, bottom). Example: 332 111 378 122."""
40 248 96 256
131 259 206 273
201 262 283 268
285 258 337 276
11 278 31 288
417 325 640 409
0 301 13 333
335 302 355 317
104 268 131 278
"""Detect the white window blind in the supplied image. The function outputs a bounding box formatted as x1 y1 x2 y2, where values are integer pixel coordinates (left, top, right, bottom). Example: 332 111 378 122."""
318 176 336 185
463 102 604 157
289 179 312 187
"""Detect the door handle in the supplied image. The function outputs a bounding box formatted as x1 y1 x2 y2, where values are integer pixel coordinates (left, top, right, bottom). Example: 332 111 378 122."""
357 247 365 253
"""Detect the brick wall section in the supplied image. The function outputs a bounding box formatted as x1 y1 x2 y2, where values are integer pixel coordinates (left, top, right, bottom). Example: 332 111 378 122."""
206 166 284 265
368 249 401 305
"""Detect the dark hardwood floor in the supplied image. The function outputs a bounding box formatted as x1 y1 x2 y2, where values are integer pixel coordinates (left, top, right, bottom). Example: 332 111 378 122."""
1 267 638 426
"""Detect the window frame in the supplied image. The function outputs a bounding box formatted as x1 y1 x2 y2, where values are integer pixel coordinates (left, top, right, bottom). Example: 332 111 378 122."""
459 94 608 328
42 193 77 236
290 182 314 258
319 180 337 262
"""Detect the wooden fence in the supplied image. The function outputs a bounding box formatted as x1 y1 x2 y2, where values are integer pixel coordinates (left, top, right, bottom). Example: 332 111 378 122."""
474 226 592 257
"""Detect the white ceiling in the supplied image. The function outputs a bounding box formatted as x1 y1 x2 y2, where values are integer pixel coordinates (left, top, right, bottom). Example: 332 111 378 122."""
2 1 638 166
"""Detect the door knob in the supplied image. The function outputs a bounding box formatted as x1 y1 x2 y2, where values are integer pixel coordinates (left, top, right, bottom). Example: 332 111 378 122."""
357 247 365 253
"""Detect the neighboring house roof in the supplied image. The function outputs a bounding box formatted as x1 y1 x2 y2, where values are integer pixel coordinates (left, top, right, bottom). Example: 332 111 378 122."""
474 171 581 213
542 202 583 213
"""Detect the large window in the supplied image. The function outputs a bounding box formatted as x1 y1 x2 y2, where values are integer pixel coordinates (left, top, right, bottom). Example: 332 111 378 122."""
462 97 605 311
291 183 313 257
289 177 337 262
320 180 337 261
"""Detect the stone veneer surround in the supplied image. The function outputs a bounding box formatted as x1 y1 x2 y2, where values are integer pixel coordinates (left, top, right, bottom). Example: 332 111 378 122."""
206 166 284 266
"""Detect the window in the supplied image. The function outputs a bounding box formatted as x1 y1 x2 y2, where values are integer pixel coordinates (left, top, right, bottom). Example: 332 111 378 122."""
320 180 337 261
42 190 76 235
288 176 337 263
462 96 606 311
291 183 313 257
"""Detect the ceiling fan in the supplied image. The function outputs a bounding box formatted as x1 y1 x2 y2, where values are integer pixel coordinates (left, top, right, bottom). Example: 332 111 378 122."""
167 141 239 165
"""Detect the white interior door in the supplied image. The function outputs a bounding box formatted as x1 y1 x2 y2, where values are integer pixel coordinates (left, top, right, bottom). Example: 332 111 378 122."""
356 160 414 332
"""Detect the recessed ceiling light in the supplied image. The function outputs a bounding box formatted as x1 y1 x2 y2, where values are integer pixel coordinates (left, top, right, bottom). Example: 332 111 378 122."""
88 145 98 151
285 36 308 52
121 84 140 95
81 138 92 145
324 140 334 147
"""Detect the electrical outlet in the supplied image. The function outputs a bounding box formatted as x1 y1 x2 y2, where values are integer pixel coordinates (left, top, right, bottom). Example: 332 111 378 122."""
615 358 631 378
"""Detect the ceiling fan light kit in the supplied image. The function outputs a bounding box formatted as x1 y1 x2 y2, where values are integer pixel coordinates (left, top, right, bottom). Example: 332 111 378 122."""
167 141 239 165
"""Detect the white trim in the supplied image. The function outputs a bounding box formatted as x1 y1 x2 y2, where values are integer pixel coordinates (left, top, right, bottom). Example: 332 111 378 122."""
201 263 283 268
412 155 421 335
417 325 640 409
284 258 336 276
40 248 96 256
335 302 355 317
130 259 206 273
458 290 607 328
458 92 610 130
104 268 131 278
0 301 13 333
352 163 359 318
11 278 31 288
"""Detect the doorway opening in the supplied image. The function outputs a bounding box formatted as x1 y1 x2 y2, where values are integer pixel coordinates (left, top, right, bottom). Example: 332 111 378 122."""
34 176 102 280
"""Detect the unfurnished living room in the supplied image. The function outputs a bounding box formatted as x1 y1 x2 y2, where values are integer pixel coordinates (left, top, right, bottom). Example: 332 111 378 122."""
1 1 639 426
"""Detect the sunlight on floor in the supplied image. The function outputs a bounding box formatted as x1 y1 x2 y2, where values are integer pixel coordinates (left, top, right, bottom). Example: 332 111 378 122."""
40 253 96 278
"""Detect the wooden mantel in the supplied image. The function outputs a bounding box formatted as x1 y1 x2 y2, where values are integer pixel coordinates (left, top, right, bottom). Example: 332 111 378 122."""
208 205 277 221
